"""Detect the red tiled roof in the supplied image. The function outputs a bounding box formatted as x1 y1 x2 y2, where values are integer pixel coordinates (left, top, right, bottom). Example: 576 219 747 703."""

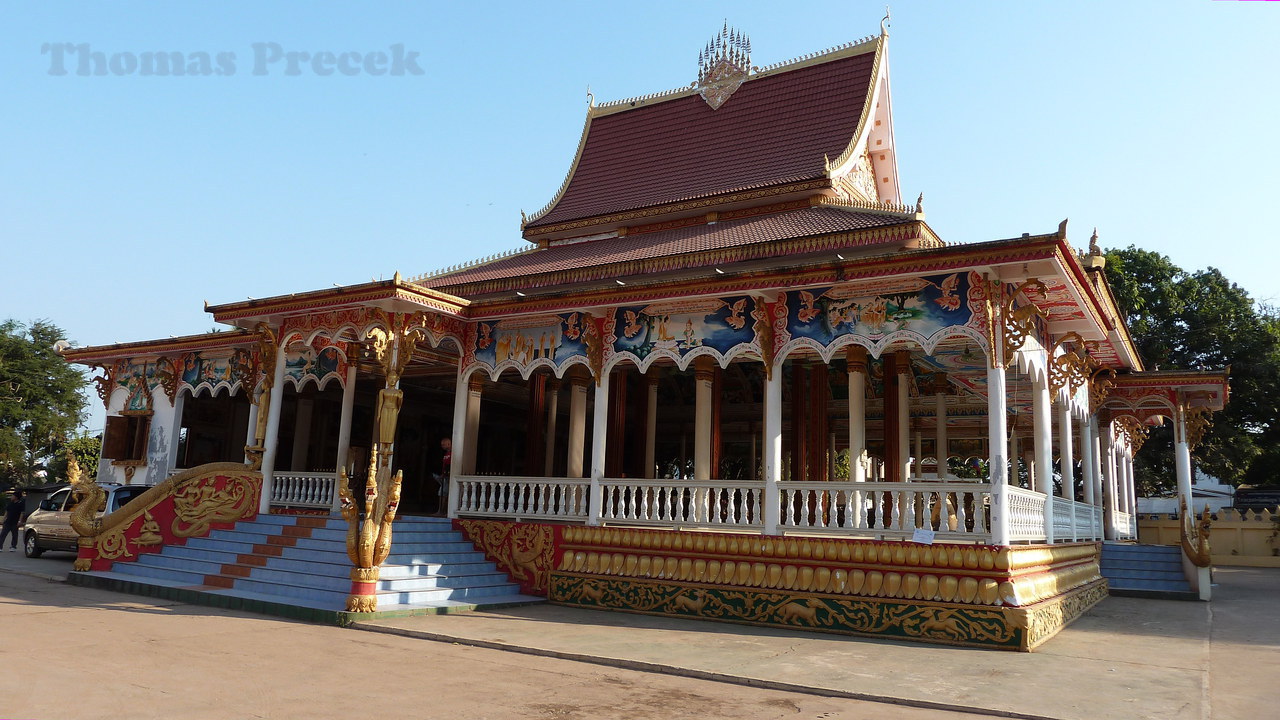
526 46 878 229
429 206 909 291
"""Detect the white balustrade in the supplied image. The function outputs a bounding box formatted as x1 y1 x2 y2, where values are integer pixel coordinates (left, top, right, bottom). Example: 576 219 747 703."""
1006 486 1048 542
779 481 991 541
455 476 590 521
598 478 764 530
1053 498 1075 541
270 471 338 508
447 474 1123 546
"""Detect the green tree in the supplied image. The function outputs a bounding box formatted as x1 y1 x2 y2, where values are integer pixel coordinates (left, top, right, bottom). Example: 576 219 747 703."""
0 319 88 486
1103 248 1280 493
45 433 102 483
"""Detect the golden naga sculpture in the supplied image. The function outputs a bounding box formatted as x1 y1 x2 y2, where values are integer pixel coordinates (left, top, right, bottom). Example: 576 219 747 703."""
1180 496 1212 568
337 446 403 612
67 452 107 570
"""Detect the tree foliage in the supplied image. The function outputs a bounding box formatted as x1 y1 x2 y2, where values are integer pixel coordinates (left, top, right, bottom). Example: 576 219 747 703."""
1103 248 1280 492
0 319 88 486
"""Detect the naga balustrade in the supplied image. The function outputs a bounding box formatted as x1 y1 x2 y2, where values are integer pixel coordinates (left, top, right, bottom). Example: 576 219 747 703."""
269 471 338 509
455 476 590 521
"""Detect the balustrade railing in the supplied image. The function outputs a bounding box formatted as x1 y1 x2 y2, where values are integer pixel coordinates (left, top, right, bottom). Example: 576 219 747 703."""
598 478 764 529
1006 486 1048 542
449 474 1117 546
1115 510 1135 539
270 471 337 508
778 481 991 541
455 476 590 521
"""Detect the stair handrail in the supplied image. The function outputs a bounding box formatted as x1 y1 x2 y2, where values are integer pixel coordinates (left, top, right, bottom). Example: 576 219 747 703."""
70 460 262 572
1180 496 1212 568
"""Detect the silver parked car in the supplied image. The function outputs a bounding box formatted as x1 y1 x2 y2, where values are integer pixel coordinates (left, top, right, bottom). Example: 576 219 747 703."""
22 484 149 557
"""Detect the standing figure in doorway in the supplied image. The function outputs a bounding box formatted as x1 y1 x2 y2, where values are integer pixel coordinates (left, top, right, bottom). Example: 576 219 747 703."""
433 436 452 517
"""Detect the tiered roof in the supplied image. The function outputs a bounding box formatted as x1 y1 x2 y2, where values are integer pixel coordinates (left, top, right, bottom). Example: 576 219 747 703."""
523 38 883 234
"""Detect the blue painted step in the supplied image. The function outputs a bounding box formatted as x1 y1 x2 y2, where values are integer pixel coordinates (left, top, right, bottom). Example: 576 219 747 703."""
1099 542 1198 600
71 514 543 616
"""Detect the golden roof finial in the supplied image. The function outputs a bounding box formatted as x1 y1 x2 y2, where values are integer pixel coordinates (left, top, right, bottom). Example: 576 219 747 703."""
1089 227 1101 256
881 6 891 36
915 192 923 213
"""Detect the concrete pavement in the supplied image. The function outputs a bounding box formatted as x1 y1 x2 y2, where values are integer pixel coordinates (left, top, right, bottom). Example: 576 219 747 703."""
2 547 1274 719
354 567 1280 720
0 564 992 720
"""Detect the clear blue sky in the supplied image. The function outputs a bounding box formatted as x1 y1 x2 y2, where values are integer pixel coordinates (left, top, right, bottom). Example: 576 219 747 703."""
2 1 1276 433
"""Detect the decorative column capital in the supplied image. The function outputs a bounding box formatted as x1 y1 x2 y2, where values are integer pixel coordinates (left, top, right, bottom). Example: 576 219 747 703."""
846 345 868 374
694 355 717 384
468 374 486 393
567 366 592 389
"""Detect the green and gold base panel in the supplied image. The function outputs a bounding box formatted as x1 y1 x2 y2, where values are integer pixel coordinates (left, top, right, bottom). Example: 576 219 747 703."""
538 525 1108 651
551 574 1107 652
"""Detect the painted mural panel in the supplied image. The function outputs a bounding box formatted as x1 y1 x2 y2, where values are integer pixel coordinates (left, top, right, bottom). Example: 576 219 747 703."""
284 338 348 389
116 360 160 411
179 349 255 396
473 313 589 368
782 273 978 346
608 296 756 360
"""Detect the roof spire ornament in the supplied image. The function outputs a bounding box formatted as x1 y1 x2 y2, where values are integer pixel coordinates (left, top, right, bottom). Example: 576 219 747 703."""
1089 227 1101 256
696 22 751 110
881 6 891 36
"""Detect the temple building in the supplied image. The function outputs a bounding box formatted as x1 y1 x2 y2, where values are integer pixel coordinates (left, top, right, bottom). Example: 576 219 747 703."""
61 22 1227 650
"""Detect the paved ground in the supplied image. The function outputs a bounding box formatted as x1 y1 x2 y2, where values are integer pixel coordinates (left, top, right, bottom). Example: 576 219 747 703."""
1 549 1274 719
0 558 988 720
356 568 1279 720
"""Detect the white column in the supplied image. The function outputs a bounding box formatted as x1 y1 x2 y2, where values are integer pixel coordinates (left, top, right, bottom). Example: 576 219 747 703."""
1123 448 1136 515
244 388 261 464
331 364 358 513
566 373 589 478
1174 406 1194 515
1009 431 1019 486
913 432 923 478
763 365 782 535
1033 367 1055 542
463 376 482 475
1080 412 1095 506
587 372 610 526
543 379 560 477
694 358 714 481
334 364 358 477
644 377 658 479
163 393 186 475
847 349 867 483
258 342 288 513
447 371 469 519
290 396 314 472
897 353 910 482
935 392 948 478
1057 400 1074 500
1102 423 1117 540
987 365 1010 545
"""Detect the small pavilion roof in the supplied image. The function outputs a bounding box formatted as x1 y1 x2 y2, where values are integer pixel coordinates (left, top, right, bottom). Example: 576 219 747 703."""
523 36 882 235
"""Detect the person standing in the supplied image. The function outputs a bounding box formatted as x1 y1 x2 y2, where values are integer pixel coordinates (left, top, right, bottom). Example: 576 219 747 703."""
433 437 452 517
1 490 26 551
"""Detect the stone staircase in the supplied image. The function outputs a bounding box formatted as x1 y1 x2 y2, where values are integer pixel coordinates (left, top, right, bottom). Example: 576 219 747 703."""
1100 542 1198 600
69 515 542 622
